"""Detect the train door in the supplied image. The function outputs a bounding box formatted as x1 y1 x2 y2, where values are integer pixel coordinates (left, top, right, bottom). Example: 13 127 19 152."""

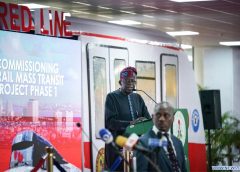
130 56 157 114
160 54 179 108
109 48 128 91
87 44 128 171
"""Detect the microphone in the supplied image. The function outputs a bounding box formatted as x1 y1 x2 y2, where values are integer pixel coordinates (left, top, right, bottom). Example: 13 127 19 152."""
110 156 122 171
116 135 161 172
99 128 113 144
99 128 121 151
115 134 151 153
148 138 168 148
133 89 157 104
118 133 138 151
98 128 131 168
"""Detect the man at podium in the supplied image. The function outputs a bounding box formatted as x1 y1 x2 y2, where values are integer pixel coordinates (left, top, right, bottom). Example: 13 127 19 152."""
135 102 187 172
104 66 151 171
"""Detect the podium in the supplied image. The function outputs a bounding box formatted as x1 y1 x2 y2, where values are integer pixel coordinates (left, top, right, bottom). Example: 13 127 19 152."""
124 118 153 136
123 119 153 172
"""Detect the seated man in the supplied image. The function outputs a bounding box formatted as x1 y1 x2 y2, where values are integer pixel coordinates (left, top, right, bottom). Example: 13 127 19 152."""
135 102 187 172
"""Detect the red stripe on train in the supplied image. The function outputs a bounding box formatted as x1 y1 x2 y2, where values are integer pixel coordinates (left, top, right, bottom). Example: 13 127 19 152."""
73 31 182 51
84 142 91 169
73 31 126 41
189 143 207 172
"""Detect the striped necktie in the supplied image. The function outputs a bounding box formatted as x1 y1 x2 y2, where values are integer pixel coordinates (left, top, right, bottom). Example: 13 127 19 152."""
163 133 180 172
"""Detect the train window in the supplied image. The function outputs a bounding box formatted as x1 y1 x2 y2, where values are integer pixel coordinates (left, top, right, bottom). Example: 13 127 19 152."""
93 56 107 137
165 64 177 107
114 59 126 89
136 61 156 114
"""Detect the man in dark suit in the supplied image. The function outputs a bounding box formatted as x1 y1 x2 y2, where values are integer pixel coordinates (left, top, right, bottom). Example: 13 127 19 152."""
135 102 187 172
104 66 151 171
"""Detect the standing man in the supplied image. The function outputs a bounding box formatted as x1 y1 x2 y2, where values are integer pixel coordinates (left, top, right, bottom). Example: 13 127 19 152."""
104 66 151 171
135 102 187 172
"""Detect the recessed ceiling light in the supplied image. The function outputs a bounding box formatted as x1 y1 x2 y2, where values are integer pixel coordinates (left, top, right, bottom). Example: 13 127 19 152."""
167 31 199 36
219 41 240 46
141 5 159 9
72 1 91 6
19 3 49 9
108 20 141 25
97 6 111 10
170 0 215 2
163 9 178 13
97 15 113 19
142 23 155 27
71 10 90 15
120 10 136 15
143 15 154 18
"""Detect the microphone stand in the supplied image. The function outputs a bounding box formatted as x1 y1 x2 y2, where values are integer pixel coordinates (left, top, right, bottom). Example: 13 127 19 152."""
133 89 157 104
110 143 131 168
134 150 161 172
143 153 161 172
133 141 161 172
98 129 131 171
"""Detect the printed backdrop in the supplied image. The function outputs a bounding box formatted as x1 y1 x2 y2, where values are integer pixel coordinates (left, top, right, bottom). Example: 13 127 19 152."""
0 30 82 171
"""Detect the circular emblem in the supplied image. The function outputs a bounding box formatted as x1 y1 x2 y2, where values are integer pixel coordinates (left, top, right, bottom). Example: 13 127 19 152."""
173 111 186 145
192 109 200 132
96 147 105 172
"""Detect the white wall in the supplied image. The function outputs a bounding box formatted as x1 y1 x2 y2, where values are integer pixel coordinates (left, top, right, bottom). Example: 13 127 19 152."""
204 47 233 113
194 46 240 117
194 48 204 86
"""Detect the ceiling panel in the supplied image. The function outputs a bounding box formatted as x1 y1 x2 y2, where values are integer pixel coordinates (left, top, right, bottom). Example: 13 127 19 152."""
1 0 240 47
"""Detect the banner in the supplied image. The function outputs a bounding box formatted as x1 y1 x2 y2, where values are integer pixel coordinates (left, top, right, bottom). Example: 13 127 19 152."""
172 109 190 172
0 30 82 171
